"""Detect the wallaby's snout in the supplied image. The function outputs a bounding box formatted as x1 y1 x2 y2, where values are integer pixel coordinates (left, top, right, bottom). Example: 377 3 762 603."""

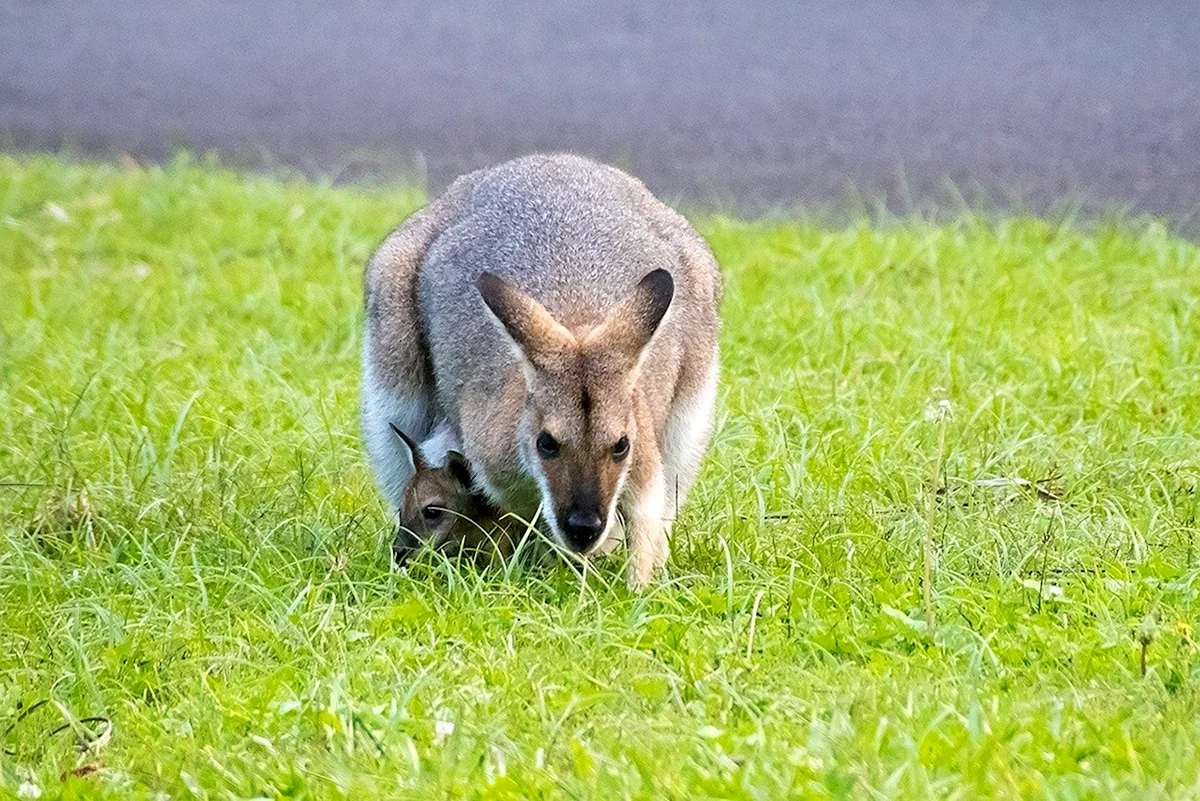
559 478 607 552
392 527 420 566
562 504 605 552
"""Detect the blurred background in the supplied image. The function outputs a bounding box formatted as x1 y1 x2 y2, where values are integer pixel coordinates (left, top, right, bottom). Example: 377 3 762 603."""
2 1 1197 217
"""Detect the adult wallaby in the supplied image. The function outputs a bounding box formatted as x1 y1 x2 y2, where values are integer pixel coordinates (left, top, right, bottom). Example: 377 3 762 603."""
363 154 720 587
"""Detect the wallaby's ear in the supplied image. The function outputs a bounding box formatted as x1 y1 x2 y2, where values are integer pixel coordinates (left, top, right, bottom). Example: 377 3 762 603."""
445 450 473 491
584 268 674 375
478 272 575 371
389 422 427 471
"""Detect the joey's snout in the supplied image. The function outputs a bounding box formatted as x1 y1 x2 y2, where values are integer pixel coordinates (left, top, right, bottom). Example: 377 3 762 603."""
561 504 605 552
392 527 420 566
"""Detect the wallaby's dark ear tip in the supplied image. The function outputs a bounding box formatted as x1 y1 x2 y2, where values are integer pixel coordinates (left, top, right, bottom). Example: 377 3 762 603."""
641 268 675 324
446 450 473 490
389 423 422 465
389 422 411 448
643 267 674 297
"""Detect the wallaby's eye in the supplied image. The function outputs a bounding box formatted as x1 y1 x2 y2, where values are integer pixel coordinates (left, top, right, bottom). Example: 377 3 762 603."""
536 431 561 459
421 506 444 523
612 435 630 460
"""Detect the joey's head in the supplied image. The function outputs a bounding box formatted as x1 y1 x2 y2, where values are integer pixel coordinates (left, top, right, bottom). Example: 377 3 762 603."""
390 424 477 565
477 268 674 554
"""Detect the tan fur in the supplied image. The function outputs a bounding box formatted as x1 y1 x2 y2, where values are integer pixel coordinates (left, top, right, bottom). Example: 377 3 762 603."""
364 154 721 588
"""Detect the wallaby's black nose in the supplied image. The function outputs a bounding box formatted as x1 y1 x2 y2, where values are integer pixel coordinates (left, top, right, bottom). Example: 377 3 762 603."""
393 527 420 566
563 508 604 551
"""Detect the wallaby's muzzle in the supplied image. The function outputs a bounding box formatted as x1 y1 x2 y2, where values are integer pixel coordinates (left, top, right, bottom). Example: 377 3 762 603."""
392 527 421 566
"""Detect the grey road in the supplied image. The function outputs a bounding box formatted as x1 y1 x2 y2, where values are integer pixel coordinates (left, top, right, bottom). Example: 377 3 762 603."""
2 2 1198 216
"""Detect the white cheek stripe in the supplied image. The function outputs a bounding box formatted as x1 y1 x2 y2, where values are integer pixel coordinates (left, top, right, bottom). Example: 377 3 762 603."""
590 464 630 555
517 425 562 541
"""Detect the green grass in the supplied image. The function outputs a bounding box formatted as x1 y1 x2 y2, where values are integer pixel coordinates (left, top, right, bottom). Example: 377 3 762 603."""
2 154 1199 800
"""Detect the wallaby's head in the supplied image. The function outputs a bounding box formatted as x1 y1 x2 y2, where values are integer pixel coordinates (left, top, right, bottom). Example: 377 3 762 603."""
478 268 674 554
389 423 477 565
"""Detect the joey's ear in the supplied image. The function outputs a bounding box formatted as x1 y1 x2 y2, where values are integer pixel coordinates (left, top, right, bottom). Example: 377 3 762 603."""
478 272 575 371
583 268 674 375
445 450 473 491
389 422 427 471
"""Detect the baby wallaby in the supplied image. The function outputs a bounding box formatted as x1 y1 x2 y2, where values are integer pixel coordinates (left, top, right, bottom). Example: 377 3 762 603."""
389 423 514 566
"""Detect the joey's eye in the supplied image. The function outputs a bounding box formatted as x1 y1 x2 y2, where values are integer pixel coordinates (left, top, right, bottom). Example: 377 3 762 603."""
612 435 630 460
536 431 561 459
421 506 444 523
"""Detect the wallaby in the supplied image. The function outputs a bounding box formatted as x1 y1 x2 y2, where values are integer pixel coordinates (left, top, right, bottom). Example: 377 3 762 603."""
388 423 515 565
363 154 720 588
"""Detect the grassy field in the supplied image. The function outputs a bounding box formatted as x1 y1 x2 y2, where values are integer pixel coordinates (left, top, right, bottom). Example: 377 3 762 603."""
2 155 1199 799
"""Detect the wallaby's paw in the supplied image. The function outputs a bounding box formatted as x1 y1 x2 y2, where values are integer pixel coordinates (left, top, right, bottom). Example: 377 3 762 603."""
627 534 669 591
626 560 666 591
627 563 653 591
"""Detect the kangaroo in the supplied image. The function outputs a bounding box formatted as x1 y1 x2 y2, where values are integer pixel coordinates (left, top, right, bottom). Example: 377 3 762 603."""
363 154 720 588
388 423 515 565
